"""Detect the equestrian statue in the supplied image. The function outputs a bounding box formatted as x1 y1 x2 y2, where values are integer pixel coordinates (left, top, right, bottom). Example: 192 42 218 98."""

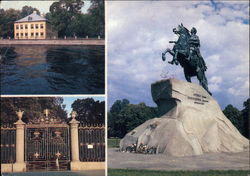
162 24 212 95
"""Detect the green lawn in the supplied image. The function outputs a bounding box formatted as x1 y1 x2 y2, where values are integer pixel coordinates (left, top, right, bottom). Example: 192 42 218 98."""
108 138 120 148
108 169 250 176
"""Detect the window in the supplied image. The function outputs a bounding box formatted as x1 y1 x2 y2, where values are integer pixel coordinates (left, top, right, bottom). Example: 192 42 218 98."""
25 33 28 36
31 33 34 36
40 24 44 29
21 33 23 36
41 32 44 36
35 24 39 29
20 25 23 29
36 32 39 36
31 24 34 29
16 33 19 36
16 25 19 29
25 25 28 29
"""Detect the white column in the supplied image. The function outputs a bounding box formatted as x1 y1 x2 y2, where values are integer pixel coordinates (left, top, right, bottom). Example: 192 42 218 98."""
69 111 81 170
13 110 26 172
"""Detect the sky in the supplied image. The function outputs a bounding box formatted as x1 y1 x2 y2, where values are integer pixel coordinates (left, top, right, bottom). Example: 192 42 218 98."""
0 0 91 14
107 1 249 110
63 96 105 117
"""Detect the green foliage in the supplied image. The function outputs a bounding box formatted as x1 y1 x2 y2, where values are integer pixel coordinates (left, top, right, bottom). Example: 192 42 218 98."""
108 169 249 176
47 0 104 38
47 0 84 37
108 138 120 148
241 98 249 138
0 97 67 124
88 0 105 37
222 99 250 139
21 6 40 17
223 104 242 133
71 98 105 124
0 8 21 38
108 99 158 138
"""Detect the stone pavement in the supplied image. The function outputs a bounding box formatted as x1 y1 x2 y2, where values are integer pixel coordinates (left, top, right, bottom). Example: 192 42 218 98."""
108 148 249 171
1 170 105 176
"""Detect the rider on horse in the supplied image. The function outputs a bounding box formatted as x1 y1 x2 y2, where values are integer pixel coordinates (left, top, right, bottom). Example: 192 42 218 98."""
161 24 212 95
188 27 207 72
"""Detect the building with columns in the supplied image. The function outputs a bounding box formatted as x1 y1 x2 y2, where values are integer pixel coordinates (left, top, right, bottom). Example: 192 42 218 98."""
14 11 57 39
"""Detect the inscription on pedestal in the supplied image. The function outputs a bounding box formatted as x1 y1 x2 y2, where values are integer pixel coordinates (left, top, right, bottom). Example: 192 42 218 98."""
187 93 209 105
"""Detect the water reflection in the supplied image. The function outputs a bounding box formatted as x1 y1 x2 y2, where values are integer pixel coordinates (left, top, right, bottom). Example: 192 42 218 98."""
0 45 104 94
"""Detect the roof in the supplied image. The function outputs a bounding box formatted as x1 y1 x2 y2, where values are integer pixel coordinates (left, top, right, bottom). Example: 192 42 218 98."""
15 11 47 23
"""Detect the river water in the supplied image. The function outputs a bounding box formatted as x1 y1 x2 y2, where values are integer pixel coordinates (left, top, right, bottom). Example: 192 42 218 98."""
0 45 104 94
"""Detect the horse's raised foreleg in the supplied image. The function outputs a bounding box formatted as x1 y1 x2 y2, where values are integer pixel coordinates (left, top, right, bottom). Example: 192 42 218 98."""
167 49 175 56
168 50 178 65
162 48 174 61
162 48 170 61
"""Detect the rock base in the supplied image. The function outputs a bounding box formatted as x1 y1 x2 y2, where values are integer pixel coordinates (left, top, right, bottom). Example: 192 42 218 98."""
120 79 249 156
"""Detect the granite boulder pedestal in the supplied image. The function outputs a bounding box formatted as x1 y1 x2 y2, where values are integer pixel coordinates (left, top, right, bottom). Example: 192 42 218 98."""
120 79 249 156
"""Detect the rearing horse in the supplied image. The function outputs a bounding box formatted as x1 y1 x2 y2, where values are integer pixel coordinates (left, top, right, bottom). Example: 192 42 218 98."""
162 24 212 95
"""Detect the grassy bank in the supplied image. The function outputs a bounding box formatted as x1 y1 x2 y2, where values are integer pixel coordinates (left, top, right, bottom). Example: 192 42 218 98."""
108 138 120 148
108 169 249 176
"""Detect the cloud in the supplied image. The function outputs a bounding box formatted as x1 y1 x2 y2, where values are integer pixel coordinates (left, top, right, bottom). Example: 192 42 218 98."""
107 1 249 109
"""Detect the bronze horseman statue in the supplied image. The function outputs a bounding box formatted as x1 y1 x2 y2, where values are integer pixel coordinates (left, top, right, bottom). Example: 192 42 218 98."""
162 24 212 95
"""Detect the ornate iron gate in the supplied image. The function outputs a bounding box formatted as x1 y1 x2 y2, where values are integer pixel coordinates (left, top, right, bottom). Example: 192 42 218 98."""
1 124 16 164
79 123 105 162
25 112 70 171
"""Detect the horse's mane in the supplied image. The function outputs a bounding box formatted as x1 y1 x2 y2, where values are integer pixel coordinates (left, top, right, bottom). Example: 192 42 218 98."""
182 27 191 37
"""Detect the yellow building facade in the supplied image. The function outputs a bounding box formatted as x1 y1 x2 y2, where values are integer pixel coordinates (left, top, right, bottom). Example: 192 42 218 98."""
14 11 57 39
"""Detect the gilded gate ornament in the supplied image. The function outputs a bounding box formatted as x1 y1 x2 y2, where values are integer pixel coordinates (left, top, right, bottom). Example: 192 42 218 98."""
33 152 39 159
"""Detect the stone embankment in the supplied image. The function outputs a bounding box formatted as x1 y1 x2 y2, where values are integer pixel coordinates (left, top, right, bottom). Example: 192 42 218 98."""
0 39 104 46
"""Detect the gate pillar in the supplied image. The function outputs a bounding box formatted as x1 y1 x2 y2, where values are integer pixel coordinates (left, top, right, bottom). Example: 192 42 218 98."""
13 110 26 172
69 111 81 170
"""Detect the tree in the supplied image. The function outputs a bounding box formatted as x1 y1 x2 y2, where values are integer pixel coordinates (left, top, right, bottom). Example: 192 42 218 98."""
47 0 84 37
0 8 21 38
108 100 158 138
223 104 243 134
0 97 67 124
110 99 130 114
88 0 104 37
72 13 94 37
108 99 130 137
50 0 84 14
71 98 105 124
21 6 40 17
45 0 104 38
241 98 249 138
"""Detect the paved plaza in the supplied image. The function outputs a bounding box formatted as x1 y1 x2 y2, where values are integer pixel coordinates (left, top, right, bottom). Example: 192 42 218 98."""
108 148 249 171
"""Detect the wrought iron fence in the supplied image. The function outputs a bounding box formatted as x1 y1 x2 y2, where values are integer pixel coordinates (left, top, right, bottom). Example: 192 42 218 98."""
1 121 105 168
1 124 16 163
78 123 105 162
